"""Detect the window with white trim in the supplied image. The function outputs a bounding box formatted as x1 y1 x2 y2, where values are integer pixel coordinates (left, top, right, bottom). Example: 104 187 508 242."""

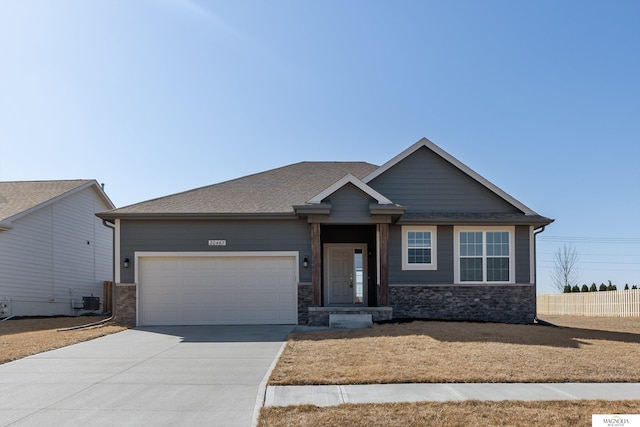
402 226 437 270
455 227 514 283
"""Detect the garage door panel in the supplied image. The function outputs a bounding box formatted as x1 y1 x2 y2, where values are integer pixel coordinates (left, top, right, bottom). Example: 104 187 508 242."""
138 255 297 326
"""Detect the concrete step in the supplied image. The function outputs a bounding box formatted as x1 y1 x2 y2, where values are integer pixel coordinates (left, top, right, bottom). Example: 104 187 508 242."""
329 313 373 329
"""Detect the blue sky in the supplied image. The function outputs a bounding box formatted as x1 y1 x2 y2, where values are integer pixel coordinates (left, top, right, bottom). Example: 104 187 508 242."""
1 0 639 294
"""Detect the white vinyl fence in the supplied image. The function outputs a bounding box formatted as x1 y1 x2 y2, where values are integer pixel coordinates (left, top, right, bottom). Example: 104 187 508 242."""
537 289 640 317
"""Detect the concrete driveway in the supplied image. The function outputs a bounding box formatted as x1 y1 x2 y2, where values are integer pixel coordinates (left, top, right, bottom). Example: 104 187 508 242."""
0 325 293 427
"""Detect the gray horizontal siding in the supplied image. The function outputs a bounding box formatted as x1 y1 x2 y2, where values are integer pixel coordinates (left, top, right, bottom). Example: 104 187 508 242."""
119 221 532 290
389 225 531 285
369 146 521 213
119 219 311 283
515 225 531 284
322 183 375 224
388 225 454 284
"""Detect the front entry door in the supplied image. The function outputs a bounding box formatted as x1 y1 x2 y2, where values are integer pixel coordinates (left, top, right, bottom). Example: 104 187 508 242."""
324 244 367 306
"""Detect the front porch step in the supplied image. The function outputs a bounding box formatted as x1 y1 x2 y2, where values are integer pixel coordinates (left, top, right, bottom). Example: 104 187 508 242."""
329 313 373 329
307 306 393 327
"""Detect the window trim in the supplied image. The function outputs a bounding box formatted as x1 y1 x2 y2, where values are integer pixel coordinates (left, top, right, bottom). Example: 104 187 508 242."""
401 226 437 270
453 226 515 284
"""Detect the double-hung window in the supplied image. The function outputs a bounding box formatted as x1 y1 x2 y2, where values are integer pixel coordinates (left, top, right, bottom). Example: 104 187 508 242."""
455 227 514 283
402 226 437 270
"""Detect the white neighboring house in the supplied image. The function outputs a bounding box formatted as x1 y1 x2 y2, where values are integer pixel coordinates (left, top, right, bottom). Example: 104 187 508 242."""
0 180 115 317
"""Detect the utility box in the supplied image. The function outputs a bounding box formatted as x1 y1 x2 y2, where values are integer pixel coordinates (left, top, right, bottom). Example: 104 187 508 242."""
82 296 100 311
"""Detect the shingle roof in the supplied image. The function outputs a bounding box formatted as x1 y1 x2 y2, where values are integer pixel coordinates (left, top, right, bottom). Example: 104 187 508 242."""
100 162 379 217
0 180 96 223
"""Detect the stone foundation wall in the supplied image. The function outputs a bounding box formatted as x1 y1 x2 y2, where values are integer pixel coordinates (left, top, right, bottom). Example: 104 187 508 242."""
389 284 536 324
114 283 136 326
308 307 393 326
298 283 313 324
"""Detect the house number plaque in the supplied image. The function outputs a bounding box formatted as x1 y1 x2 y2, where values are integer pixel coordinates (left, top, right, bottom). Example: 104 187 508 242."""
208 240 227 246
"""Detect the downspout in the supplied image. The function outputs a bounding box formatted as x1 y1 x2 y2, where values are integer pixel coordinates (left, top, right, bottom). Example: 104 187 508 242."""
57 315 113 331
102 220 116 316
533 225 546 322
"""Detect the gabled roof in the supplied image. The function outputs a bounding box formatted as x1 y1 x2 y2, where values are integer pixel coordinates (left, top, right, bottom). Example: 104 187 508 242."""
307 174 394 205
0 180 114 230
97 137 552 226
98 162 379 219
363 137 541 216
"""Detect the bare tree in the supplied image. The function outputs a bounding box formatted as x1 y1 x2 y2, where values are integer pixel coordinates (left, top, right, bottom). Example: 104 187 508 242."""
552 243 580 292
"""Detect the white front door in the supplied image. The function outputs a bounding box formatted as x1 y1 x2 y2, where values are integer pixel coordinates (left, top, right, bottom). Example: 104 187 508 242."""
324 244 367 306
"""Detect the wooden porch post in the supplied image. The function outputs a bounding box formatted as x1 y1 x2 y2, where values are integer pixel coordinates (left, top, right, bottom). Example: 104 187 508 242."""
311 223 322 306
378 223 389 306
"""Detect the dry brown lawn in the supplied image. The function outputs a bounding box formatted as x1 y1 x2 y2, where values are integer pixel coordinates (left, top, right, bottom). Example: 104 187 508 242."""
541 315 639 333
0 316 128 364
269 316 640 385
3 315 638 427
259 400 640 427
263 316 640 427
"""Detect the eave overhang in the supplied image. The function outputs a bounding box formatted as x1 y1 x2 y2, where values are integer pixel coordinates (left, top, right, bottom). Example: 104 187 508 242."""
397 212 555 226
293 202 406 222
96 212 299 222
292 204 332 217
369 203 406 216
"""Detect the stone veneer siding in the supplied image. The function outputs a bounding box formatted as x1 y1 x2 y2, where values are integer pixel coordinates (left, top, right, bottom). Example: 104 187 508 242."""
114 283 136 326
298 283 313 324
115 282 411 327
389 284 536 324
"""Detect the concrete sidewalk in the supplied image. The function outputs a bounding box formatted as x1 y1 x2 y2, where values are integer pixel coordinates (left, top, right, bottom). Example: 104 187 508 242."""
265 383 640 407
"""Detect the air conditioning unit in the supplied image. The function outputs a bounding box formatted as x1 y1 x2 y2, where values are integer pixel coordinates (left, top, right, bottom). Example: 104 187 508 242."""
82 296 100 311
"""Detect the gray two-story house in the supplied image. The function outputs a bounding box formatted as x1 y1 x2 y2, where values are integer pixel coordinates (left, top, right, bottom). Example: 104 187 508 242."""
98 138 553 326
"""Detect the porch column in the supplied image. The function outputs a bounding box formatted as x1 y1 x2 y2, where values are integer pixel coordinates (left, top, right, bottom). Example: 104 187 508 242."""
378 223 389 306
311 222 322 306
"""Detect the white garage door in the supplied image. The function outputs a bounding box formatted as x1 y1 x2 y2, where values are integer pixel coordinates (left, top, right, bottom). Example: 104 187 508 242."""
137 253 298 326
